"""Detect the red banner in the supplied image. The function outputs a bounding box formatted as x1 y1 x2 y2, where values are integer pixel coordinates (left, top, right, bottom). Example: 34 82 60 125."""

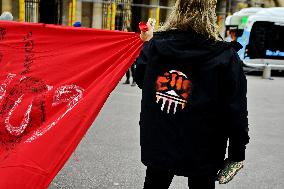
0 21 142 188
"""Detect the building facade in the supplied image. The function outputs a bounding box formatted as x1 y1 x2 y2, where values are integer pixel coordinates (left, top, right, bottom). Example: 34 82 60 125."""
0 0 175 31
1 0 283 30
73 0 175 31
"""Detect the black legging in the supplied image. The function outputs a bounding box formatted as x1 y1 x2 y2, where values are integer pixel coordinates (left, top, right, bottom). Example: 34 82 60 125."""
143 167 216 189
126 64 135 81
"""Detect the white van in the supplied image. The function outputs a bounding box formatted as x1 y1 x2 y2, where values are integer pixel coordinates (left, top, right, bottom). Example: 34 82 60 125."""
225 7 284 71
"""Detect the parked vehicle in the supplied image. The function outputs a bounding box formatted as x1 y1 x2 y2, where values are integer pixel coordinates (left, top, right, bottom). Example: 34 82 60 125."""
225 7 284 71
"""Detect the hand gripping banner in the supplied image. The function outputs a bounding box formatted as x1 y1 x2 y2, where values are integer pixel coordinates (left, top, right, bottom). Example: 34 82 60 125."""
0 21 143 188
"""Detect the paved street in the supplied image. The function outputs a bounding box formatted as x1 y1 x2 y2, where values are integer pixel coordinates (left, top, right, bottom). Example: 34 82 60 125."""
50 75 284 189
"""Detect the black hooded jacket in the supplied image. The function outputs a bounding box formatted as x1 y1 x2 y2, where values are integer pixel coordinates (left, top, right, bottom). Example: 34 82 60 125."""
135 29 249 177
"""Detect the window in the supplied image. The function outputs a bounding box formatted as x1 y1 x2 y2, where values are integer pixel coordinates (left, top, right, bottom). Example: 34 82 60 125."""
82 2 93 28
246 21 284 59
25 0 40 22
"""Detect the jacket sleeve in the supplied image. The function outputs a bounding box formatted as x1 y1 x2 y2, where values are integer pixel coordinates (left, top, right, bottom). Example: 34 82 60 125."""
134 41 152 89
224 50 250 162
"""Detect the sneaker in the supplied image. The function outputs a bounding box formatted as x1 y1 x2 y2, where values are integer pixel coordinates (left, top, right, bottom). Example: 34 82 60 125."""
123 80 130 84
131 82 136 87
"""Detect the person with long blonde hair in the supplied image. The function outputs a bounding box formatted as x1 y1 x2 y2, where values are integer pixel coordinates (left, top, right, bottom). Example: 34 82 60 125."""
135 0 249 188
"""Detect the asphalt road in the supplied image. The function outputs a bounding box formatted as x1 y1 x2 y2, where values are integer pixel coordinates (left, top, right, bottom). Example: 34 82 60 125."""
49 75 284 189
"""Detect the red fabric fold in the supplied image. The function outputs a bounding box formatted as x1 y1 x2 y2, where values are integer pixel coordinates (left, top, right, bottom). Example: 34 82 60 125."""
0 21 143 188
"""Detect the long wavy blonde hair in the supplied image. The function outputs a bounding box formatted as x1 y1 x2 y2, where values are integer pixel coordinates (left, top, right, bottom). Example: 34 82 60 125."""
160 0 220 40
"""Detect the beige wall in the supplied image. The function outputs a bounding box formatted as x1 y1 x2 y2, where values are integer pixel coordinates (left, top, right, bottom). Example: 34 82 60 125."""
1 0 19 21
92 2 102 29
1 0 12 12
75 0 82 23
168 0 175 6
279 0 284 6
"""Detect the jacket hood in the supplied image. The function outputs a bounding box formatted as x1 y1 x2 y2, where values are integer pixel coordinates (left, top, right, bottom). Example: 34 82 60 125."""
151 30 242 62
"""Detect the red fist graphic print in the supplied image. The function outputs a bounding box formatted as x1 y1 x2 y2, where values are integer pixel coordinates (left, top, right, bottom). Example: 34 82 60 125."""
156 70 192 114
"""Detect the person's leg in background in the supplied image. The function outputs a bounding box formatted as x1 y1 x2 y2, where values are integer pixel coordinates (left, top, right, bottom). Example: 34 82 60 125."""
188 176 216 189
130 64 136 86
143 167 174 189
123 69 130 84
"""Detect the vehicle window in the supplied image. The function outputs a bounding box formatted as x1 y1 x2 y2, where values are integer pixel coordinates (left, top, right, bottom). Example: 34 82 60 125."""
246 21 284 59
